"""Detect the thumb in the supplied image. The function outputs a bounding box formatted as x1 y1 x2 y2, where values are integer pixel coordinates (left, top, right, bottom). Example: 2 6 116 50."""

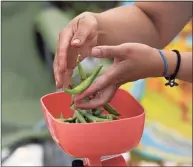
91 45 126 59
71 23 89 47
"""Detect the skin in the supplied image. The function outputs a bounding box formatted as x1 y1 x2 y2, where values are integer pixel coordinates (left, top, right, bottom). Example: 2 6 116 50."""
74 43 192 109
53 2 192 109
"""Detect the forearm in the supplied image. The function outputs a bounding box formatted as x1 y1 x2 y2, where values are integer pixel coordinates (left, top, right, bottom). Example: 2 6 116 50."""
94 5 161 48
93 2 192 48
167 51 192 83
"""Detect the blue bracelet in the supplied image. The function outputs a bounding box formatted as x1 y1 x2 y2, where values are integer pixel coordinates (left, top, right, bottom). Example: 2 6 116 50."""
157 49 168 76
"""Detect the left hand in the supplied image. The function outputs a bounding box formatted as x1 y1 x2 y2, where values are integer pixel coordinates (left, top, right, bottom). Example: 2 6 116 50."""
74 43 164 109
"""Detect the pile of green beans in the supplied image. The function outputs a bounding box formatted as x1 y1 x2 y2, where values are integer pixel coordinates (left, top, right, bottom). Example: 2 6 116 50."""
57 55 121 123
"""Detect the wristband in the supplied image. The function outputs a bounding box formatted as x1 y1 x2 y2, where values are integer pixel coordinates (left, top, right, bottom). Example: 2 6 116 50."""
157 49 168 76
164 50 181 87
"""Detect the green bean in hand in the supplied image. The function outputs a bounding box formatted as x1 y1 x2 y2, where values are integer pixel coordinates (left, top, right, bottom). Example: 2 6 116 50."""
63 65 103 95
57 55 120 123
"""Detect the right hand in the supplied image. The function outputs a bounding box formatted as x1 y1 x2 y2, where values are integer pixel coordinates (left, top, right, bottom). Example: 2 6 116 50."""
74 43 164 109
54 12 99 88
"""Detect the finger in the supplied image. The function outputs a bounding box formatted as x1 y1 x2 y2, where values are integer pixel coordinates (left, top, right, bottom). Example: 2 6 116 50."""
58 27 73 73
53 49 63 88
74 70 114 101
75 85 118 109
63 69 73 88
53 62 60 88
71 16 91 47
91 44 128 59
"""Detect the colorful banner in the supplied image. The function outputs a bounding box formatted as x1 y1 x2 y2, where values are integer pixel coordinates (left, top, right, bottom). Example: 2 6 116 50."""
121 20 192 164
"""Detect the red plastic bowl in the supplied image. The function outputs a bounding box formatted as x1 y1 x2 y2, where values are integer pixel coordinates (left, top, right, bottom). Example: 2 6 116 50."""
40 89 145 159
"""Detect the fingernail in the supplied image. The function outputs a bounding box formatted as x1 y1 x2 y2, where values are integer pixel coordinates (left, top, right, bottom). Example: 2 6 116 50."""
72 39 81 44
92 48 101 56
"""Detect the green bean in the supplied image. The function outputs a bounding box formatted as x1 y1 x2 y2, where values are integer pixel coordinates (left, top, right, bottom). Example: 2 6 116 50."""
98 114 110 119
85 94 120 117
77 55 87 81
76 71 120 117
80 110 110 122
98 114 118 120
106 114 114 120
74 59 120 117
69 84 75 106
56 118 68 122
72 113 76 119
71 106 87 123
56 118 72 123
111 115 118 120
57 113 77 123
103 104 120 116
93 109 103 116
59 54 121 124
64 65 103 95
77 56 91 104
75 118 80 123
91 109 97 115
70 95 75 106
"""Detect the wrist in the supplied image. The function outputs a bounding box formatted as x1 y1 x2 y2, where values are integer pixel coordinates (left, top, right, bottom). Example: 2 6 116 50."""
150 49 177 77
92 12 107 46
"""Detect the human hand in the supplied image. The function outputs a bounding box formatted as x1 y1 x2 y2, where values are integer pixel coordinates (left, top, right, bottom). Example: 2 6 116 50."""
74 43 166 109
53 12 98 88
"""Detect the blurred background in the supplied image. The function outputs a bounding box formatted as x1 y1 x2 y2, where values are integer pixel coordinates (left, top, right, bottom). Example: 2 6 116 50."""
1 1 192 166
